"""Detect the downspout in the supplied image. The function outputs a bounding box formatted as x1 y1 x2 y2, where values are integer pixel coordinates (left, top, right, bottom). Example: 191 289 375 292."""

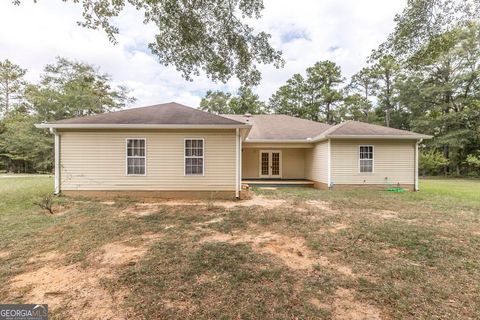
239 130 243 196
50 128 60 195
327 139 331 189
235 128 239 199
415 138 423 191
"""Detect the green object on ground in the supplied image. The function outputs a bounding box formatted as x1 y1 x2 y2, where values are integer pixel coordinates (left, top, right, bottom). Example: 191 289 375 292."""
386 187 406 192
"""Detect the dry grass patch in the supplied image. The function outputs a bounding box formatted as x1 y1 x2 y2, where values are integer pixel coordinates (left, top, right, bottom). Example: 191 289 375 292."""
333 288 381 320
2 177 480 319
202 230 355 277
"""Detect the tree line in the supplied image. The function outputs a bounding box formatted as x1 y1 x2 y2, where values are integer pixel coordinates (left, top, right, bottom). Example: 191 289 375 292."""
1 0 479 176
0 57 135 173
200 1 480 177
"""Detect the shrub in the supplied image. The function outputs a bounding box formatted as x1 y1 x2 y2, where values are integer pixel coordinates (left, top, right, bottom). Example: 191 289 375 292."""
420 150 449 176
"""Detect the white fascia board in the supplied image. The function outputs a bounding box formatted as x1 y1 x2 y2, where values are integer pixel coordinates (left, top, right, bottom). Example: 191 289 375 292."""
35 123 252 129
244 139 313 143
312 134 432 141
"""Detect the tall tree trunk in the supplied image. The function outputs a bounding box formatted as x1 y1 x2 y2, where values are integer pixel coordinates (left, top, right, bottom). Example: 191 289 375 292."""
443 145 449 175
385 71 391 127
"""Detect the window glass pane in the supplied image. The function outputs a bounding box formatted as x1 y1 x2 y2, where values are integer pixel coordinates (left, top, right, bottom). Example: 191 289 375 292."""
360 159 373 172
185 139 204 175
185 160 192 174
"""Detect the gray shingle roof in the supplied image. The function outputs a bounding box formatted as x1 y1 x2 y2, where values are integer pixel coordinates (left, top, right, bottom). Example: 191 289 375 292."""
221 114 332 140
37 102 431 140
48 102 245 126
318 120 431 139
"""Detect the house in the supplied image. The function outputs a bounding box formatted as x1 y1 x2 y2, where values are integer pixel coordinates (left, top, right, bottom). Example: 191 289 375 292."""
36 102 431 199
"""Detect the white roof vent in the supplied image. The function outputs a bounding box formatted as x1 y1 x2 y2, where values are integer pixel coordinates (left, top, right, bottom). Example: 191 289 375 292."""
244 113 252 117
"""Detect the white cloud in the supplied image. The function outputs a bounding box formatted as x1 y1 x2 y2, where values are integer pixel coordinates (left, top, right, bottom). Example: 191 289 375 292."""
0 0 406 107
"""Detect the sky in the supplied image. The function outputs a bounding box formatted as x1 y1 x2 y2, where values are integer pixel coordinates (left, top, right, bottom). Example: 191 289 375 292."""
0 0 406 108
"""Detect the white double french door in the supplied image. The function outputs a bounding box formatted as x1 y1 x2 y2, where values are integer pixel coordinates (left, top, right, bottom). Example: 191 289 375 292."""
259 150 282 178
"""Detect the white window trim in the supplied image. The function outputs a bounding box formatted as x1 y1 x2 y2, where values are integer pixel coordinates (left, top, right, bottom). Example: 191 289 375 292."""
184 138 205 176
358 145 374 173
125 138 147 176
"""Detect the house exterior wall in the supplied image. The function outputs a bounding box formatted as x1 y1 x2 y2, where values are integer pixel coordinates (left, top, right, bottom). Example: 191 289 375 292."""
59 129 236 191
304 141 329 185
242 147 306 179
330 139 415 186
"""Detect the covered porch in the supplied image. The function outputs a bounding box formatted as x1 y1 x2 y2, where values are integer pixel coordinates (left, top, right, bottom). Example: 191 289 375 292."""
241 142 316 187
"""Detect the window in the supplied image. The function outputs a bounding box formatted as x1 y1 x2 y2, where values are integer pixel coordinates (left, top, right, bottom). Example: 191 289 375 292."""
359 145 374 173
126 139 146 175
185 139 204 175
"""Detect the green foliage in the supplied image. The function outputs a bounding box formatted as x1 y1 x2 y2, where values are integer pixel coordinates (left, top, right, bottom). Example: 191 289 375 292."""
419 150 449 176
200 86 266 114
0 57 136 172
348 67 377 100
465 153 480 175
370 55 402 127
269 61 344 123
0 59 27 117
336 94 378 123
15 0 284 86
28 57 135 122
0 113 52 173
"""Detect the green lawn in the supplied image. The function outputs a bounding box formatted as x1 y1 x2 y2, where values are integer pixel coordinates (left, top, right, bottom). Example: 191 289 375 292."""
420 178 480 202
0 177 479 319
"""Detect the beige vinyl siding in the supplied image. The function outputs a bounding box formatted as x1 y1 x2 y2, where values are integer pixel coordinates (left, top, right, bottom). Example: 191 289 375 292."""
242 148 305 179
330 139 415 185
59 129 236 191
304 141 328 184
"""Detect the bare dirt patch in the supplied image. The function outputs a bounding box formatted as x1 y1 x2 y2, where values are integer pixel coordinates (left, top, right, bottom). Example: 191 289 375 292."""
333 288 381 320
94 243 148 267
309 297 330 310
121 194 287 213
305 200 336 213
211 195 287 209
196 217 224 226
162 299 196 312
372 209 399 219
121 203 161 217
202 231 354 276
10 263 127 319
9 233 162 319
27 251 64 264
327 223 349 233
49 204 72 216
0 250 10 259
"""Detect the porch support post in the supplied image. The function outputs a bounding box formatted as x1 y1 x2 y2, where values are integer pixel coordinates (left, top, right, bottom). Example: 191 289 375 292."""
235 128 240 199
50 128 60 195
